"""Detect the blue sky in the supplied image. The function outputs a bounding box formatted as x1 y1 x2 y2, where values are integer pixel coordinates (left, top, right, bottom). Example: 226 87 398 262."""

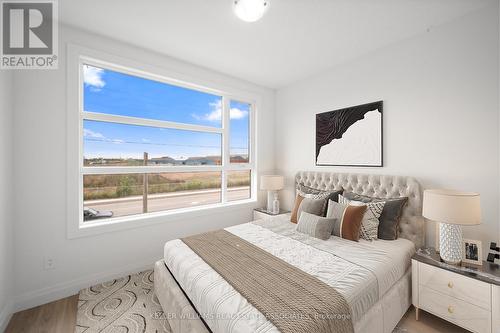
83 65 249 160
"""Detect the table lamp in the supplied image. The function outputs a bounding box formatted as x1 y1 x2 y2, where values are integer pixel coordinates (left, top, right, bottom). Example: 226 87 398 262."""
260 175 284 213
422 189 481 265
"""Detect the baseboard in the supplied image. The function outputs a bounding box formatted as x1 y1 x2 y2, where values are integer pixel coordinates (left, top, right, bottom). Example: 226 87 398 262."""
13 259 157 313
0 301 14 332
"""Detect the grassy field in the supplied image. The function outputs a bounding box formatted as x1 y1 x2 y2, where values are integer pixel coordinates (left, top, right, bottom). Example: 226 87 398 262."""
84 171 250 200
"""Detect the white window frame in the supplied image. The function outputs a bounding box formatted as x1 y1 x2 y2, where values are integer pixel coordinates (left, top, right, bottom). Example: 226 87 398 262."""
67 44 259 239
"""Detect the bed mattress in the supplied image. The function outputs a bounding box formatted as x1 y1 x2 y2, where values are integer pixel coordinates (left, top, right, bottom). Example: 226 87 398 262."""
163 214 415 333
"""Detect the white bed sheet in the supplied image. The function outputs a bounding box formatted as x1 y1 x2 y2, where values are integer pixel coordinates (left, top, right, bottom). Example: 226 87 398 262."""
163 216 415 333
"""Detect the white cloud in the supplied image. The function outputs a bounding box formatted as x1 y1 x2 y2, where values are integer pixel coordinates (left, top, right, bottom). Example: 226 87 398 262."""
229 107 248 119
142 138 151 143
83 128 105 139
83 65 106 90
203 100 223 121
83 128 124 144
192 100 248 122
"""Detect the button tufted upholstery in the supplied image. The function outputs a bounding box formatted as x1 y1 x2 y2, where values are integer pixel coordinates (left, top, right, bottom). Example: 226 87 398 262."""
295 171 424 248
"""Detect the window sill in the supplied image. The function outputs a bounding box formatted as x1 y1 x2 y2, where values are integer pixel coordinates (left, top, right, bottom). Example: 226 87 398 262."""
68 199 258 239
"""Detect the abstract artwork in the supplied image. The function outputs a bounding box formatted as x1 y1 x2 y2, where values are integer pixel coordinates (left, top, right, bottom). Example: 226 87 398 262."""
316 101 383 167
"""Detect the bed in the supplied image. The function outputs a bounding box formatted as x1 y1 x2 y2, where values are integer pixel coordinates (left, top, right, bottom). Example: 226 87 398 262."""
154 171 424 333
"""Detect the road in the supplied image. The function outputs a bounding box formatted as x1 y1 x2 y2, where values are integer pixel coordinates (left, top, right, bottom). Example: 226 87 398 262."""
84 187 250 219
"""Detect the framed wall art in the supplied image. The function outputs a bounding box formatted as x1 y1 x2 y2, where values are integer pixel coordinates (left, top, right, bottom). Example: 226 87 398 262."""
316 101 383 167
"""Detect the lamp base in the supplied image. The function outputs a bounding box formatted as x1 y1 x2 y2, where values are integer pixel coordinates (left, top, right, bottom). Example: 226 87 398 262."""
267 190 277 213
439 223 463 265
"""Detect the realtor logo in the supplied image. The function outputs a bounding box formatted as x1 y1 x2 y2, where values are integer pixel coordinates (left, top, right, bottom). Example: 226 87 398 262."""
1 0 58 69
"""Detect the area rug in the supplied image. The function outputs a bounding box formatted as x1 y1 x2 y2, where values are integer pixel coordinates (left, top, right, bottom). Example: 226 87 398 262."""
76 269 410 333
76 270 171 333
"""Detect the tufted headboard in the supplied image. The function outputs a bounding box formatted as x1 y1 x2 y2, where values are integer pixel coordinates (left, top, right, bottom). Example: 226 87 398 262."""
295 171 424 249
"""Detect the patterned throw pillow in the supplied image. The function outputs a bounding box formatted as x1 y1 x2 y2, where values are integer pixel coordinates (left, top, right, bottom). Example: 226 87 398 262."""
296 183 343 205
342 192 408 240
338 194 385 241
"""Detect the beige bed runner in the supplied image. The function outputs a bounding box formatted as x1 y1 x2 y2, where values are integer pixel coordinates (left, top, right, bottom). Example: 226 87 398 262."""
182 229 354 333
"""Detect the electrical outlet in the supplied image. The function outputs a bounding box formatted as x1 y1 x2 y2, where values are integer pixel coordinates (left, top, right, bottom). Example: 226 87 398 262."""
44 257 55 270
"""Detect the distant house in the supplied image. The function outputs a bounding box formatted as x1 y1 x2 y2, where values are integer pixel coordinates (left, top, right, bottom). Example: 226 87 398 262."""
229 155 249 163
183 156 219 165
149 156 178 165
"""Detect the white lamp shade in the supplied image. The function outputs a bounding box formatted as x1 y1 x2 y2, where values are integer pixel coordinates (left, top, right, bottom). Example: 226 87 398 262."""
422 189 481 225
260 175 284 191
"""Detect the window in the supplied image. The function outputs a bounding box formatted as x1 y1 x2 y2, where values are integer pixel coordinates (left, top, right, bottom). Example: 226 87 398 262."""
230 100 250 163
78 61 255 225
227 170 251 201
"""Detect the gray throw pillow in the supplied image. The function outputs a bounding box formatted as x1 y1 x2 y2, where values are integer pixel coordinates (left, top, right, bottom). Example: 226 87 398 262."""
297 196 328 220
296 212 335 240
342 192 408 240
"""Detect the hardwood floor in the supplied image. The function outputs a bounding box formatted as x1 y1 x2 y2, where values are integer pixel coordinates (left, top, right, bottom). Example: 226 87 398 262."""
397 306 469 333
5 295 469 333
5 295 78 333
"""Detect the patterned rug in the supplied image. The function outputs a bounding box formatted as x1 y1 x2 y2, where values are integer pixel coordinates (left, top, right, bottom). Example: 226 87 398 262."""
76 270 171 333
76 270 410 333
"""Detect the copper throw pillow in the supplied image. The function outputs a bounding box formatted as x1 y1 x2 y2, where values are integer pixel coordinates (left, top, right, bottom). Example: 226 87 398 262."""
326 200 366 241
290 194 305 223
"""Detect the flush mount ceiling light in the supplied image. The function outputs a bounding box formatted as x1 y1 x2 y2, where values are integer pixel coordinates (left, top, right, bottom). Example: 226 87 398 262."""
233 0 269 22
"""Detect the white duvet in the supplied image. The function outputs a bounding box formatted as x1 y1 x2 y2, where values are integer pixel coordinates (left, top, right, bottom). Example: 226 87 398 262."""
163 215 415 333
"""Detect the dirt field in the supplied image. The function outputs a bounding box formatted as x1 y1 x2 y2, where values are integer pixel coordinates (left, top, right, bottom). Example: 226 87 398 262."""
84 171 250 200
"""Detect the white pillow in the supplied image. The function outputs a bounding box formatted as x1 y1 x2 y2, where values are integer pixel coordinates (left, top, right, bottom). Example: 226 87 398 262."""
338 194 385 241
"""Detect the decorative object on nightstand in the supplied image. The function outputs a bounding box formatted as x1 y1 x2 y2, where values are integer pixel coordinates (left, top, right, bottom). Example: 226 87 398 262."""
253 207 290 220
422 189 481 265
462 239 483 265
488 242 500 263
412 248 500 333
260 175 284 213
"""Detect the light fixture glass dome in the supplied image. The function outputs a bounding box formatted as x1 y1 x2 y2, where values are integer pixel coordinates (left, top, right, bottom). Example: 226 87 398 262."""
233 0 269 22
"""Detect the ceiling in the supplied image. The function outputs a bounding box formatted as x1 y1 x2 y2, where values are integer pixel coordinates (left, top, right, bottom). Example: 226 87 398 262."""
59 0 493 89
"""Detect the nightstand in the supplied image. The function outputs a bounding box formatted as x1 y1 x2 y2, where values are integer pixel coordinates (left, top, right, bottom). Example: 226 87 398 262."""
412 248 500 333
253 208 290 220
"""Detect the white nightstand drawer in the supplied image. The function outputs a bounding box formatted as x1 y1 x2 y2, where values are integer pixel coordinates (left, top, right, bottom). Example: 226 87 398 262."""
419 262 491 310
420 286 491 333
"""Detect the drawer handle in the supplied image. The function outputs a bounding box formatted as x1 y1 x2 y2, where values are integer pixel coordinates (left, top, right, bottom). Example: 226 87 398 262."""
448 306 454 314
447 282 453 288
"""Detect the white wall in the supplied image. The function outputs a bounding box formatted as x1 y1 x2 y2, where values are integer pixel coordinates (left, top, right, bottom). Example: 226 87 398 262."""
275 4 499 252
12 25 275 311
0 71 14 330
